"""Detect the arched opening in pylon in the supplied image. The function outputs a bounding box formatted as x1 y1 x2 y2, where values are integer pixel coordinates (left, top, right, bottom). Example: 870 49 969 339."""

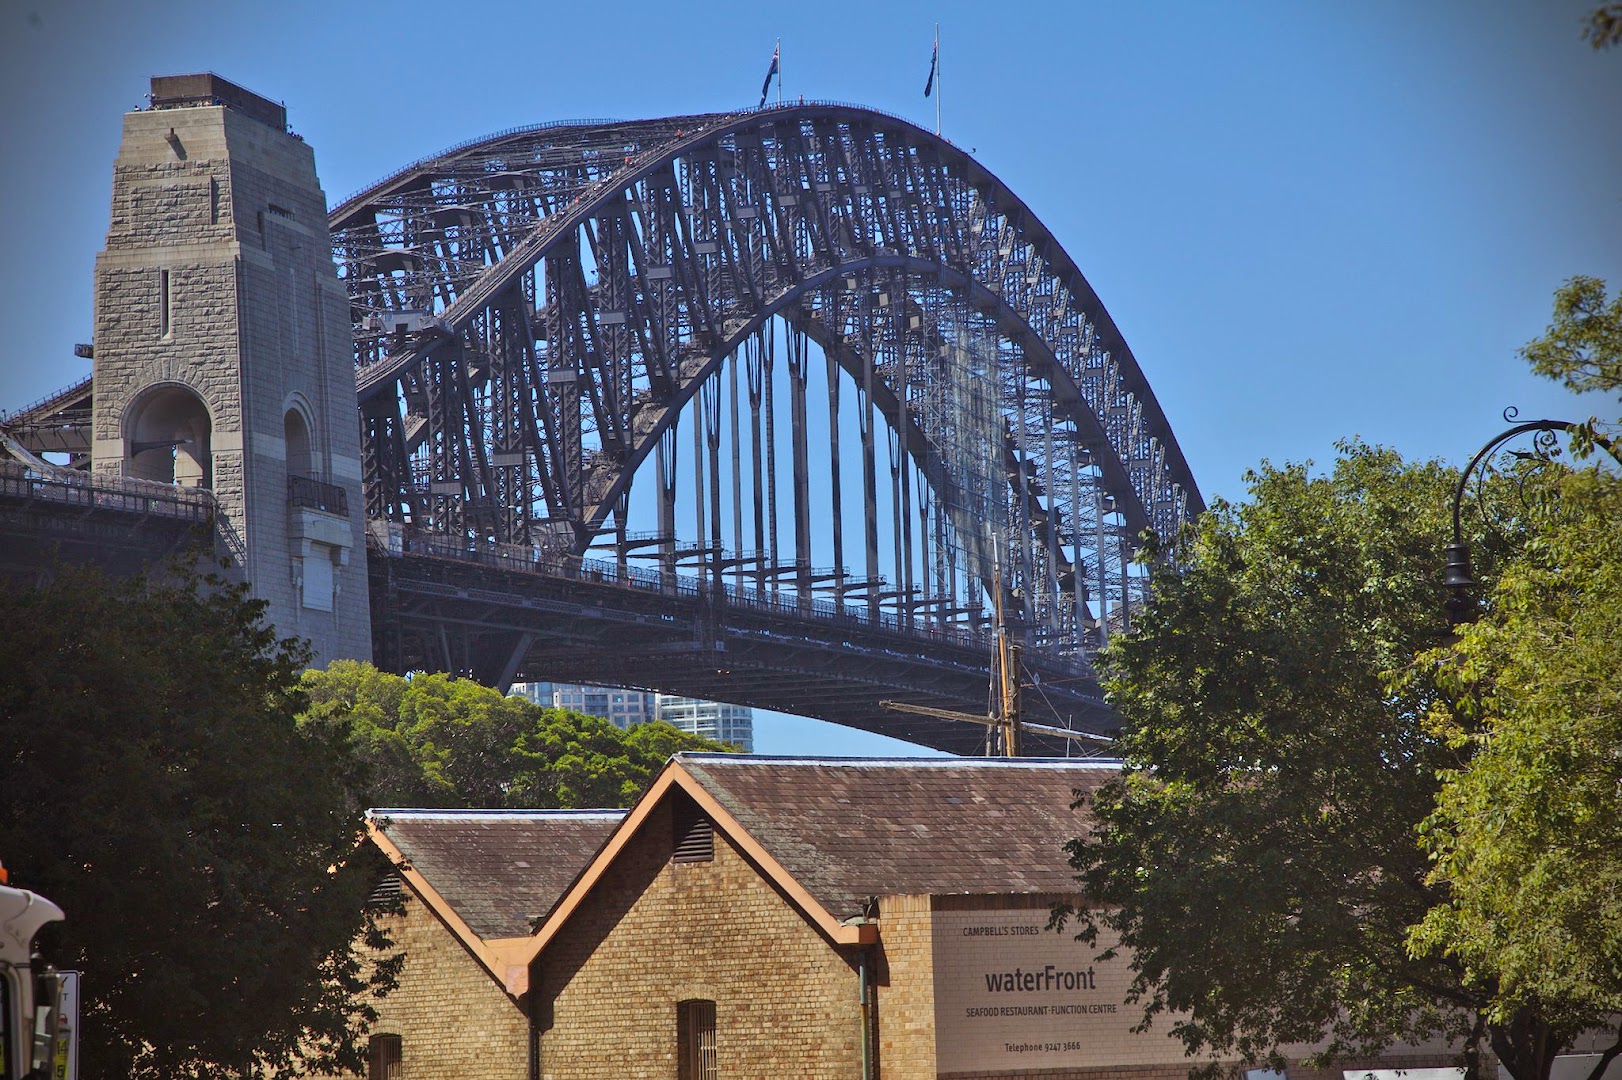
284 403 315 479
125 384 212 487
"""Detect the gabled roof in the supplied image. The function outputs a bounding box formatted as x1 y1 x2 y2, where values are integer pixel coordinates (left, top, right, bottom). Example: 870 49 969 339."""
370 809 624 938
366 808 623 995
678 755 1117 918
523 755 1119 992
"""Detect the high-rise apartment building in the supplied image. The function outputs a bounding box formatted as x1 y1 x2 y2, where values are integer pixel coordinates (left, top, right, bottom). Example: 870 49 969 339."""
557 686 656 728
510 682 655 729
508 682 555 708
508 683 754 752
654 695 754 753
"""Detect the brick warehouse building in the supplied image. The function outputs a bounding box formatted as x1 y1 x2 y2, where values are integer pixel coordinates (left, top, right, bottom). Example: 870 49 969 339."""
355 755 1484 1080
361 808 624 1078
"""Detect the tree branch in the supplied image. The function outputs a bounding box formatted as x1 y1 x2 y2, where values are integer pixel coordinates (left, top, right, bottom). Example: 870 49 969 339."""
1580 1024 1622 1080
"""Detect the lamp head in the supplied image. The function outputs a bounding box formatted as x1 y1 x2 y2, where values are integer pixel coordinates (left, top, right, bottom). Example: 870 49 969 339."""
1443 542 1478 625
1443 542 1476 590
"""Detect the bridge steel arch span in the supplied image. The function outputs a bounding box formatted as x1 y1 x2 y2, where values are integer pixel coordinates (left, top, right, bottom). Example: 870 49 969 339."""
332 103 1203 753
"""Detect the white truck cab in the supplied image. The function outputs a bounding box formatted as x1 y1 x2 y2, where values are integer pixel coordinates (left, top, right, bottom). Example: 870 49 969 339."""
0 871 73 1080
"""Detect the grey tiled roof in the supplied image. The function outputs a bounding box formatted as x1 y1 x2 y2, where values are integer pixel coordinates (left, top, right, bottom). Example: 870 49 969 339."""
676 755 1117 920
370 809 623 938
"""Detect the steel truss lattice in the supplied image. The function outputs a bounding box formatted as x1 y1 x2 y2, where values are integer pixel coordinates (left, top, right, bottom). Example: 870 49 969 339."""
331 103 1202 730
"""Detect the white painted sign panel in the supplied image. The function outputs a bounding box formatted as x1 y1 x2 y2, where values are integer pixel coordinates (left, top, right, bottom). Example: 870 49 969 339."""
930 907 1476 1074
931 907 1188 1072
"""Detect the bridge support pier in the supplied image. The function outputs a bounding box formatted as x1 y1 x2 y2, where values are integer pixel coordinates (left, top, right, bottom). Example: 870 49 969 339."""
89 74 371 667
485 632 537 694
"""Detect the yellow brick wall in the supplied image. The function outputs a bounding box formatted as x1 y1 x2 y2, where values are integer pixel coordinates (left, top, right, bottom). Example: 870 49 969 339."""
535 799 865 1080
359 889 531 1080
875 892 936 1079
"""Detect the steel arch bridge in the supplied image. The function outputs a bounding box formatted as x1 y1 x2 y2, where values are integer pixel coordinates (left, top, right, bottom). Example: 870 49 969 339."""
332 102 1201 754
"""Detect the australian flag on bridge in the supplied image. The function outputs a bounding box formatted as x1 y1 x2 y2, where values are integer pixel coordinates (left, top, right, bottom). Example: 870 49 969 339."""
759 41 779 108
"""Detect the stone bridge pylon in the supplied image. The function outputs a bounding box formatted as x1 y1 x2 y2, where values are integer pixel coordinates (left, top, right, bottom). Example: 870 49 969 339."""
87 74 371 664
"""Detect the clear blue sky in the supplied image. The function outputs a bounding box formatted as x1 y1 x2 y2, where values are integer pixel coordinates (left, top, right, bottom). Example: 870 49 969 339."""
2 0 1617 756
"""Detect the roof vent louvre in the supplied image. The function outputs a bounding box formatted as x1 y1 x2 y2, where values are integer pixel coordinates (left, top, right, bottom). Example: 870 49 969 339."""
672 799 714 864
365 873 404 909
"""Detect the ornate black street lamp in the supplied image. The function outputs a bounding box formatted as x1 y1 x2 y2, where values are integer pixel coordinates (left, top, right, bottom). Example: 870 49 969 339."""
1445 409 1619 625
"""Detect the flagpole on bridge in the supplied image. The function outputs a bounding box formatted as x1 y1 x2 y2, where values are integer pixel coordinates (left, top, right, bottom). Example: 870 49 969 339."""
934 24 940 137
777 37 783 105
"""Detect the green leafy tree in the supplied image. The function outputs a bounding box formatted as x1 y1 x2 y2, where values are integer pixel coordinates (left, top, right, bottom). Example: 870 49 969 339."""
1065 279 1622 1080
1409 469 1622 1071
1583 4 1622 48
299 661 728 809
0 565 397 1080
1407 284 1622 1076
1520 276 1622 404
1060 443 1540 1080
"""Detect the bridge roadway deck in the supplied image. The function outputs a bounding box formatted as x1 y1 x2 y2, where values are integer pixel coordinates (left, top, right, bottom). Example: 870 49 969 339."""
0 461 219 582
0 464 1116 756
368 528 1116 757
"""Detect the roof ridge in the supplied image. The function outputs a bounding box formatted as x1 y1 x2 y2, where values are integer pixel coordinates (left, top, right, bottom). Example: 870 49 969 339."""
367 807 627 819
675 753 1122 769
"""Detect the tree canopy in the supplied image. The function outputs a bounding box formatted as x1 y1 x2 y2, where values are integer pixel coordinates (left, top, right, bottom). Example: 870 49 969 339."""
0 574 728 1077
298 661 728 810
1063 443 1497 1078
1410 467 1622 1049
1408 280 1622 1072
1063 277 1622 1080
0 565 394 1080
1520 277 1622 398
1583 4 1622 49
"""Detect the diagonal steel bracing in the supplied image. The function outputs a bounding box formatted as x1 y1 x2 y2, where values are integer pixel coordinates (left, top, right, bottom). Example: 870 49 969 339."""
333 103 1203 750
